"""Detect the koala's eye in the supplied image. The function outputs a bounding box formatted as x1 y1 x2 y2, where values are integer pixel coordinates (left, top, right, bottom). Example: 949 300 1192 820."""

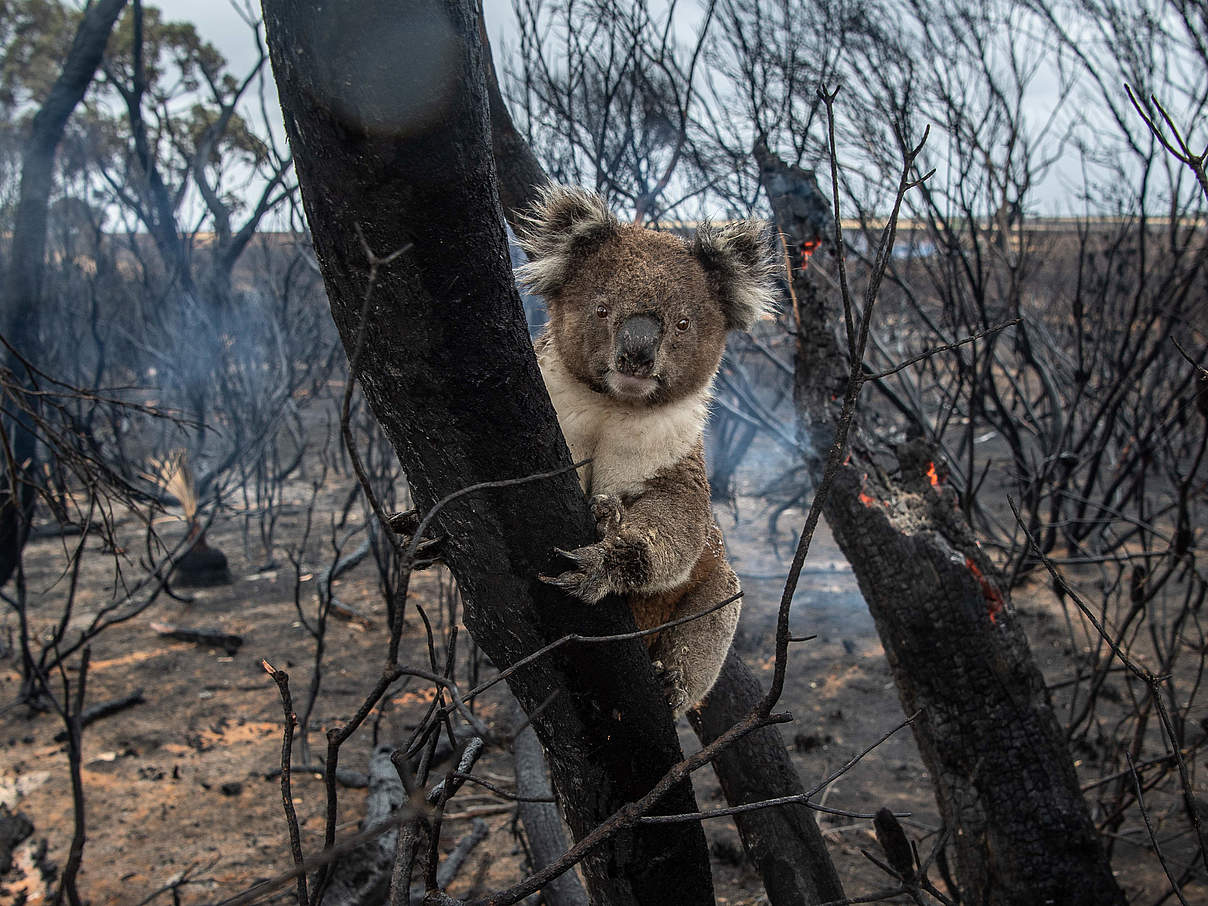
676 317 691 332
596 303 609 319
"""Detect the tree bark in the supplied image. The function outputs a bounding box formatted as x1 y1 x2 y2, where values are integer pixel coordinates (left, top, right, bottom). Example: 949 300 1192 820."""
758 146 1126 906
260 2 712 903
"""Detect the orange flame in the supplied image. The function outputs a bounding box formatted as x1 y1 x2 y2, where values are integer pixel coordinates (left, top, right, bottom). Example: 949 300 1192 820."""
858 472 877 507
966 556 1005 623
799 239 821 271
926 461 940 489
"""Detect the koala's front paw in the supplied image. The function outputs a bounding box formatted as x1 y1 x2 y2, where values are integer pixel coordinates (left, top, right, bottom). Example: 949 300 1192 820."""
386 509 445 570
539 544 610 604
653 660 689 713
590 494 624 536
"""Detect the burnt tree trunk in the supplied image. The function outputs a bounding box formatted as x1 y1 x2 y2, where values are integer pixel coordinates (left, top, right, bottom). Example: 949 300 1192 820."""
477 13 548 230
0 0 128 706
758 145 1126 906
260 2 712 903
480 18 845 903
689 649 845 905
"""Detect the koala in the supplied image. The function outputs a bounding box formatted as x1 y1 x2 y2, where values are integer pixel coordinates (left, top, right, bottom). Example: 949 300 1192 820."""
515 186 778 716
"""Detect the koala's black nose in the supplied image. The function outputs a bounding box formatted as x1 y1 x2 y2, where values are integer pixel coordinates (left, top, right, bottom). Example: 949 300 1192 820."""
614 314 662 377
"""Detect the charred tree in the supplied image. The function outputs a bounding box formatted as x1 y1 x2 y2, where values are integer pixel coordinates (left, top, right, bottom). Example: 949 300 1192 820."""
0 0 129 591
689 649 845 904
478 13 548 232
260 1 712 903
758 145 1126 906
0 0 128 706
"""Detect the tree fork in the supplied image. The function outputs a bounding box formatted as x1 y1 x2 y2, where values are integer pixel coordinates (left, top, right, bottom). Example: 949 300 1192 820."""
260 2 712 902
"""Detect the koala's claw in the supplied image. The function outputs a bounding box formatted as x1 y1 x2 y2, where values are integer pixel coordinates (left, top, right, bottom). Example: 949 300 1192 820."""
540 544 610 603
386 508 446 570
590 494 624 535
653 660 689 713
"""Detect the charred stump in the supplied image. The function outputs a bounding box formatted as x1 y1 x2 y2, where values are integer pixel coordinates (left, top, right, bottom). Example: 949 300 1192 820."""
757 144 1126 906
172 526 232 588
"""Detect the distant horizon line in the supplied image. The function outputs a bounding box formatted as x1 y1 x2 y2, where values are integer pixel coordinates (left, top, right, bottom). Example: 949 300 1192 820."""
44 213 1205 244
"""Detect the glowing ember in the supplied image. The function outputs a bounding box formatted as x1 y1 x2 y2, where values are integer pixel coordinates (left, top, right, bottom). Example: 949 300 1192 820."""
799 238 821 270
858 472 877 507
926 461 941 488
966 556 1005 623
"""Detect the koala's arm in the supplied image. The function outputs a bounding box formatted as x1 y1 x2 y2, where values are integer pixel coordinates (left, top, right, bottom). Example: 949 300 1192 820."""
543 445 712 603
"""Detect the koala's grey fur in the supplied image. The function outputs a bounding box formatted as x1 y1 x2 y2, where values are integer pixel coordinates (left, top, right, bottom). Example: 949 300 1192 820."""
517 185 778 716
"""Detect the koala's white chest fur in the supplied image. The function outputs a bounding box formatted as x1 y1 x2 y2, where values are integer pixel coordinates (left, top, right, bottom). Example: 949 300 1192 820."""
536 341 709 497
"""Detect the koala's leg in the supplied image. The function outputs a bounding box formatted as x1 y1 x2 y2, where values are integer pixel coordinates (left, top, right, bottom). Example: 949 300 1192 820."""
542 445 713 603
650 560 741 717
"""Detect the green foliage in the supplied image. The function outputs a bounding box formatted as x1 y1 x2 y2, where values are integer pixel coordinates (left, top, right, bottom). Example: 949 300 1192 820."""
0 0 276 233
0 0 76 113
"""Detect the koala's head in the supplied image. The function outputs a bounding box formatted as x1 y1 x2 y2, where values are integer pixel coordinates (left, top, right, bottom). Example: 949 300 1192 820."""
516 185 778 407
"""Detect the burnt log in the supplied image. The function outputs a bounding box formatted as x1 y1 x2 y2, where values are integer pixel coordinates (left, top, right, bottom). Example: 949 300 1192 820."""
150 623 242 655
260 2 712 902
758 144 1126 906
52 690 145 742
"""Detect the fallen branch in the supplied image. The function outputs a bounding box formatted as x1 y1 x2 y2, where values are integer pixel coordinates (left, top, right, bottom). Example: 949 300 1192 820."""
53 689 145 742
150 623 242 656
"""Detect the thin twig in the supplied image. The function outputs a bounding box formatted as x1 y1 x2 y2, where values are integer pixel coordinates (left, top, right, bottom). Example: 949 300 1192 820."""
635 711 919 825
1010 498 1208 872
1127 751 1191 906
867 319 1021 381
263 660 310 906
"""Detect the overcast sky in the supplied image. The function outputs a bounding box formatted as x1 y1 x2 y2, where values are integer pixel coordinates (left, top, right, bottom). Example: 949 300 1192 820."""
142 1 1182 218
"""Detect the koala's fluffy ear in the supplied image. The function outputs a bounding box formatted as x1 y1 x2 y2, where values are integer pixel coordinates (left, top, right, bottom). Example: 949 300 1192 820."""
692 220 779 331
515 185 619 297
